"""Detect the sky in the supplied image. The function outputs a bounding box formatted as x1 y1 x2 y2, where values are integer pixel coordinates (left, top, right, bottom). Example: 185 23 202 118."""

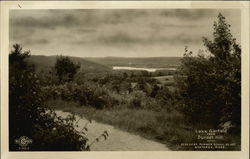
10 9 241 57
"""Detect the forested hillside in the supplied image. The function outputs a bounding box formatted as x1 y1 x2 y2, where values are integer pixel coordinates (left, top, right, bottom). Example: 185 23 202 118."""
28 55 111 73
85 57 181 68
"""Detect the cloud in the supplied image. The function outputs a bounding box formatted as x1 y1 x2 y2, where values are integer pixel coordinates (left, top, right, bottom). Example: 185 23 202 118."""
11 9 210 30
24 38 49 45
10 12 79 29
10 10 146 30
160 10 215 20
92 31 201 46
9 9 241 57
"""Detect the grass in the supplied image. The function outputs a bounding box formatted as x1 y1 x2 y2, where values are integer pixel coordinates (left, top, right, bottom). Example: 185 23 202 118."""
47 99 241 151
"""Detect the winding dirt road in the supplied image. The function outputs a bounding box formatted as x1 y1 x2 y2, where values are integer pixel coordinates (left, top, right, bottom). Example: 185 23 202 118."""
56 110 170 151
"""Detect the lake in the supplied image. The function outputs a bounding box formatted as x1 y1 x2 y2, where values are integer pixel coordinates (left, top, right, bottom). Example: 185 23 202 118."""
112 66 177 72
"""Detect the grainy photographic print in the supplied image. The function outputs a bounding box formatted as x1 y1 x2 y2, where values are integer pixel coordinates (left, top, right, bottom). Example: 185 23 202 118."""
8 8 242 151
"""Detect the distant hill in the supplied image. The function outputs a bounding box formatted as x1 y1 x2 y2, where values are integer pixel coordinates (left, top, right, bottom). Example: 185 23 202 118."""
28 55 111 73
28 56 182 73
85 57 182 68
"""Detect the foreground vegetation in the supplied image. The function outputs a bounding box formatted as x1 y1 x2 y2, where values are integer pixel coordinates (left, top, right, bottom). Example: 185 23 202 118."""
49 99 240 150
9 45 90 151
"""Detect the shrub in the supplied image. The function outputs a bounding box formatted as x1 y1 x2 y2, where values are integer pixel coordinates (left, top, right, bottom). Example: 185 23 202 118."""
37 69 58 86
128 91 146 109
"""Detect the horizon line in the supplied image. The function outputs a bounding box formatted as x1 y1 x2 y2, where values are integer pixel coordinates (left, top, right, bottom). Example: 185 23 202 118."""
31 54 184 58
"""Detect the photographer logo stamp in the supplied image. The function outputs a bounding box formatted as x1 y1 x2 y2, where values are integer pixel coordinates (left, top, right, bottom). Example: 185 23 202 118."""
15 136 33 150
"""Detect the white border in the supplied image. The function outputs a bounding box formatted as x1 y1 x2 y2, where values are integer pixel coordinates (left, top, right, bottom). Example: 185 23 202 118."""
1 1 249 159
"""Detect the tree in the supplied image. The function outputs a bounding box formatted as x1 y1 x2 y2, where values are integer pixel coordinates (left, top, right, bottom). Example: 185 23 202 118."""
203 13 241 127
176 13 241 128
54 56 80 82
9 44 38 149
9 44 88 150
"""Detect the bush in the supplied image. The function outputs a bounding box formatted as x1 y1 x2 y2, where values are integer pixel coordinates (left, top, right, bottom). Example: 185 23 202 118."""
128 91 146 109
37 69 58 86
43 81 120 109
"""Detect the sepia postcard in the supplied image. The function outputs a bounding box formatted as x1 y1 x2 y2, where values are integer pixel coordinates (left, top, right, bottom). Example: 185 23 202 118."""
0 1 249 159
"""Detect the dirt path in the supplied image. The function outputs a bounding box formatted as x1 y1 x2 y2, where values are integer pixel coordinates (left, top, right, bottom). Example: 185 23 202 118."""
55 110 170 151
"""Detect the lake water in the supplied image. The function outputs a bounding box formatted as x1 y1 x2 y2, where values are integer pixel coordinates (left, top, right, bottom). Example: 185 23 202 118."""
112 66 176 72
